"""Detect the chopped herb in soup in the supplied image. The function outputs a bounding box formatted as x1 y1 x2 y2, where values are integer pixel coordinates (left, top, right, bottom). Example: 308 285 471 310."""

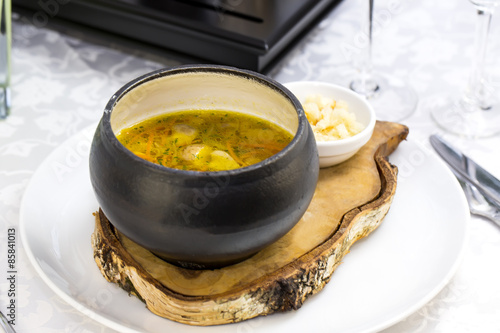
116 110 293 172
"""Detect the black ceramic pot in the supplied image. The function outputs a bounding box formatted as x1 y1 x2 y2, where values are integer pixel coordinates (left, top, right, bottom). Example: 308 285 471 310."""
89 65 319 269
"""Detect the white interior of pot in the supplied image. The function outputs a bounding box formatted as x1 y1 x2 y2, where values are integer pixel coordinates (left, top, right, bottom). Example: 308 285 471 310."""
110 71 299 135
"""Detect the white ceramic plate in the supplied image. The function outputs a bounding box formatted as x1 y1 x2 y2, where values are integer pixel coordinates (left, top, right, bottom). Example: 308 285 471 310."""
20 125 469 333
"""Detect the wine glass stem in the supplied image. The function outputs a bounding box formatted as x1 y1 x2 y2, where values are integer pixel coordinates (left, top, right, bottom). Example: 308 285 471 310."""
351 0 378 97
362 0 374 90
464 5 495 109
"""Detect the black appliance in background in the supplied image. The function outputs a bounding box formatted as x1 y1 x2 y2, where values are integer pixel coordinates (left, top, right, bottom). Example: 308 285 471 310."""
13 0 341 73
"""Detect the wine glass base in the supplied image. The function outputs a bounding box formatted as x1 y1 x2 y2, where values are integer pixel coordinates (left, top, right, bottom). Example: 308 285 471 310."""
430 96 500 138
334 71 418 123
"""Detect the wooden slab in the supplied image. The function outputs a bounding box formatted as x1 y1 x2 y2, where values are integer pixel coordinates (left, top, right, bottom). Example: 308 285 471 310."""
92 121 409 326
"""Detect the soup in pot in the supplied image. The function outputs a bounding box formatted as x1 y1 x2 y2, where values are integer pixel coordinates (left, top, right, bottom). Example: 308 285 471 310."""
116 110 293 172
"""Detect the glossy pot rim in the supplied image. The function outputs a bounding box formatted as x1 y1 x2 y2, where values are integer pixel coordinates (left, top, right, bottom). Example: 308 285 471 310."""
100 64 309 178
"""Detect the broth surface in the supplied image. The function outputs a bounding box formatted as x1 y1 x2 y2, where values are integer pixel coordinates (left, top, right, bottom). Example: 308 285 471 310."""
116 110 293 172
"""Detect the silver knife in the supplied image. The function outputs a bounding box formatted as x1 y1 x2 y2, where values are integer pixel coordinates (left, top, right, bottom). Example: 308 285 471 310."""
430 134 500 208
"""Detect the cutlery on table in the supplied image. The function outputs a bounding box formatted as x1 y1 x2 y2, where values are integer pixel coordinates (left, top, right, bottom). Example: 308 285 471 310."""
430 134 500 226
0 311 16 333
459 179 500 226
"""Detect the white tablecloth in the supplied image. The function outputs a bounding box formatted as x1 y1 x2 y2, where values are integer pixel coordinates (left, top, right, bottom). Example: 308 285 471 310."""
2 0 500 332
